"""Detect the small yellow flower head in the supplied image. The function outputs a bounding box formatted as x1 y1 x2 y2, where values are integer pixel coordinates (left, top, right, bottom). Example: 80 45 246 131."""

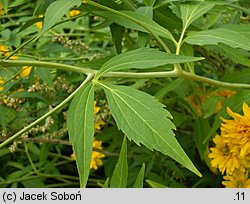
208 135 246 175
69 9 80 17
36 15 43 30
20 66 32 77
221 103 250 157
0 45 9 57
94 101 105 131
0 45 18 59
71 139 105 170
0 3 4 15
0 77 4 91
90 140 105 170
222 170 250 188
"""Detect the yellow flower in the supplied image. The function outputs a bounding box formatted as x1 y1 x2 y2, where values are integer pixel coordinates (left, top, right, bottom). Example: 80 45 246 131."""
0 3 4 15
69 9 80 17
0 77 4 91
94 101 100 114
0 45 18 59
208 135 245 175
71 101 106 171
71 139 105 170
94 101 105 131
0 45 9 57
36 15 43 29
90 140 105 170
20 66 32 77
221 103 250 157
222 170 250 188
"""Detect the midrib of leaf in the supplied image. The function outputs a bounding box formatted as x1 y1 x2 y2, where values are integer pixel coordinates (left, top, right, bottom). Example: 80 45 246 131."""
182 3 215 29
184 3 200 28
100 83 191 167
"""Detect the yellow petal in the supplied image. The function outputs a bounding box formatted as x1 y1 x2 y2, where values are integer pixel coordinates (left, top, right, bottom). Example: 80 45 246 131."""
227 107 242 120
243 102 250 117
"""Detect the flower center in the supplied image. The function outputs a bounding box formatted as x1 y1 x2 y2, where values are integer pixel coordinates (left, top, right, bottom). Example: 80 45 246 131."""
221 146 230 155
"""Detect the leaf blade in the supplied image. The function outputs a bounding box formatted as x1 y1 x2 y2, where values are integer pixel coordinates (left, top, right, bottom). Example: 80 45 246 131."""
110 136 128 188
133 163 145 188
181 2 215 28
185 29 250 51
67 82 95 188
96 48 204 78
99 82 201 177
38 0 82 37
93 10 175 42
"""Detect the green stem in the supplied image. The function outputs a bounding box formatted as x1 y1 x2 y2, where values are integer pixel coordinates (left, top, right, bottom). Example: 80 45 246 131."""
0 74 94 149
174 24 188 72
87 1 173 53
105 70 250 89
1 59 250 89
15 54 88 61
0 12 33 19
0 59 94 74
24 143 39 174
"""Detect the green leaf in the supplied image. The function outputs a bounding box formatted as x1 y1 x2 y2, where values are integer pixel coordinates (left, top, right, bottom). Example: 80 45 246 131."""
146 179 167 188
110 136 128 188
181 43 195 73
202 96 222 118
123 0 136 10
185 29 250 51
137 6 153 47
155 78 188 100
99 82 201 177
220 70 250 83
38 0 82 37
103 178 110 188
215 24 250 39
96 48 204 78
217 44 250 68
93 10 175 42
9 0 27 7
193 117 210 160
0 105 16 129
35 67 54 87
110 23 125 54
136 6 153 47
180 2 215 29
67 82 95 188
133 163 145 188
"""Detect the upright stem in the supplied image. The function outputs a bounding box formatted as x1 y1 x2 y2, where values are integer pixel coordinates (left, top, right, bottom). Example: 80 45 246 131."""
0 74 94 149
174 24 188 73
